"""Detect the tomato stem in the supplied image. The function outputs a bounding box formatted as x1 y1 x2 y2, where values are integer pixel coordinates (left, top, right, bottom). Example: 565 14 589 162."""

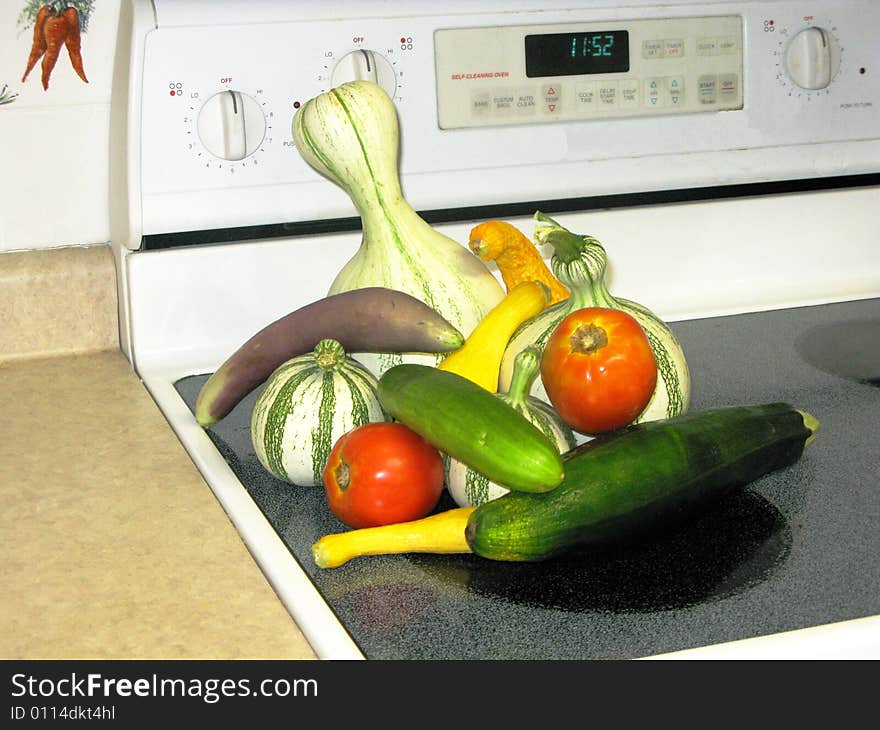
570 323 608 355
333 461 351 491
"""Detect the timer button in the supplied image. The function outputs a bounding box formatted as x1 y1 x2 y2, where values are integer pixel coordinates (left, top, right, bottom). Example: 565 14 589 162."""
664 39 685 58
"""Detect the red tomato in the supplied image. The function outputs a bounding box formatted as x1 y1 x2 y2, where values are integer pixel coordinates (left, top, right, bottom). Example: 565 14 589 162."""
540 307 658 434
322 422 445 529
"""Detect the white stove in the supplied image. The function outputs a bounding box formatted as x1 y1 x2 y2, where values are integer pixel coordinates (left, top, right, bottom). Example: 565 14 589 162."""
110 0 880 659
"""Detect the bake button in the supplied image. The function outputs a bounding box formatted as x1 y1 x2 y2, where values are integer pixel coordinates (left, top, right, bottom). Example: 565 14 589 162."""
642 39 665 59
696 37 718 56
719 73 738 97
644 77 665 108
471 91 491 115
664 39 685 58
619 80 639 108
718 36 738 55
574 82 597 112
598 81 618 108
698 75 718 104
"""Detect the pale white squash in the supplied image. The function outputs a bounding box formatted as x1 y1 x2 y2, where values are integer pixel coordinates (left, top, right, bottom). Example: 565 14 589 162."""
292 80 505 376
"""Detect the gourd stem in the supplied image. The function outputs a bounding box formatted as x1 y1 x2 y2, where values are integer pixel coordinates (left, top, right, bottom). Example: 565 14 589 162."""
535 211 617 310
313 339 346 370
505 347 542 406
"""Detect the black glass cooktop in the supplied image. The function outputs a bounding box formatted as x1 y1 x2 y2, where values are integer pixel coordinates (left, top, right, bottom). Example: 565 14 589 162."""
175 298 880 659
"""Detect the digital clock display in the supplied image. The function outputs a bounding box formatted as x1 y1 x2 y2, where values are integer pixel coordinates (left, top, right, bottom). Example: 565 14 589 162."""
525 30 630 77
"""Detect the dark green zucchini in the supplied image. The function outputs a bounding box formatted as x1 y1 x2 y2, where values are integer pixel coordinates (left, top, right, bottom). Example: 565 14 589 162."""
465 402 818 562
377 364 565 493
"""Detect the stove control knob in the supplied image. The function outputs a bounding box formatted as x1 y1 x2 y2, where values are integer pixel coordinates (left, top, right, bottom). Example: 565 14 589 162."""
197 90 266 160
784 26 839 90
330 49 397 97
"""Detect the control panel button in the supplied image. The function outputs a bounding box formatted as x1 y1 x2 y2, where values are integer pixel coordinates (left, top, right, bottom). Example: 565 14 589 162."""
471 91 491 116
642 39 665 59
718 36 738 55
667 76 685 106
696 38 718 56
619 80 640 108
719 74 738 98
542 84 562 113
664 39 685 58
645 77 665 107
575 82 597 111
492 90 515 115
514 90 538 114
598 82 619 109
698 75 718 105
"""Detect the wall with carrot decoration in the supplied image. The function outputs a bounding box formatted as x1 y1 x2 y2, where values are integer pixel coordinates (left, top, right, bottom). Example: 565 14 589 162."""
0 0 120 252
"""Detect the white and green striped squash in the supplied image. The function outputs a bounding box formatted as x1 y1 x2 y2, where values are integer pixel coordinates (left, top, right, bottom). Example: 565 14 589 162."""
250 339 387 486
291 80 505 376
499 212 691 430
447 347 575 507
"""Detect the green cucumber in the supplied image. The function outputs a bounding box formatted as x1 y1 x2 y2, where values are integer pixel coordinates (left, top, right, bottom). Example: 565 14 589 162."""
377 364 565 493
465 403 817 561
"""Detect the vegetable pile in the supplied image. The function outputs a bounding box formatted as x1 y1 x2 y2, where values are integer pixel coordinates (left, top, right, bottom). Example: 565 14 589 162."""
195 80 820 570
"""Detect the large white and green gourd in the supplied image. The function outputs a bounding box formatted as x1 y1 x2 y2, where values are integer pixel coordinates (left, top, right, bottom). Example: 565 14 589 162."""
447 347 576 507
251 339 386 486
499 212 691 425
291 80 505 375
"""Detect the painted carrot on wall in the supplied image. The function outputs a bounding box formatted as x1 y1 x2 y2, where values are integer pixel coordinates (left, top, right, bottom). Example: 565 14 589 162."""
21 4 52 83
41 11 69 91
62 7 88 84
18 1 94 91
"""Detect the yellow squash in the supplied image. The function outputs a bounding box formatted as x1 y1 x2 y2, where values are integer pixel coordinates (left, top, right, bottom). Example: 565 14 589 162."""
438 280 551 391
312 507 476 569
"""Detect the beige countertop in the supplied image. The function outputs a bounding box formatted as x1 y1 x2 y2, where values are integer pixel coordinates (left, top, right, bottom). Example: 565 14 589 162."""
1 245 315 659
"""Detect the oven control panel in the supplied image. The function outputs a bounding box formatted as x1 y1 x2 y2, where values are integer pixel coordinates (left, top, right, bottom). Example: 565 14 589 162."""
113 0 880 248
435 16 743 128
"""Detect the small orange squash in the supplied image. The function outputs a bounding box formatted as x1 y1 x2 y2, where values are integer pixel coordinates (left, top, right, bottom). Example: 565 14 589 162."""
469 220 569 305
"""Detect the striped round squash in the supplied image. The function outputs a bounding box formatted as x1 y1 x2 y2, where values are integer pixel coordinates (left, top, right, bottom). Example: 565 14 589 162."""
250 339 387 486
446 347 575 507
499 212 691 427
